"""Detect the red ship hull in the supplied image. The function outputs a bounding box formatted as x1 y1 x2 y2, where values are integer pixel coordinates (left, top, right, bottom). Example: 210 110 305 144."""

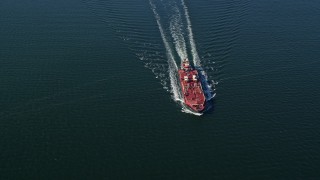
178 59 206 112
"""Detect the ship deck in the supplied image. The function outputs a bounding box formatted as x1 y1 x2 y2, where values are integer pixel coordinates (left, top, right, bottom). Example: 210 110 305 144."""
178 69 205 110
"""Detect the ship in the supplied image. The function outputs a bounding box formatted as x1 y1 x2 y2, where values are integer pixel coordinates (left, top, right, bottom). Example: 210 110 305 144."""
178 58 206 112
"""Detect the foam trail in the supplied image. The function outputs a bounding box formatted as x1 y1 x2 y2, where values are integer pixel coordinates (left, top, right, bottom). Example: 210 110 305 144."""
169 6 187 60
149 0 182 102
181 0 201 67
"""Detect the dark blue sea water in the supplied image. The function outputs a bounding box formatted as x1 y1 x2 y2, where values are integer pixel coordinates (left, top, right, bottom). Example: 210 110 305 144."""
1 0 320 179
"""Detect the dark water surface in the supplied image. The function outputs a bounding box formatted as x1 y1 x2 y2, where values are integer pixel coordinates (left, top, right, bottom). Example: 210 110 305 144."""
1 0 320 179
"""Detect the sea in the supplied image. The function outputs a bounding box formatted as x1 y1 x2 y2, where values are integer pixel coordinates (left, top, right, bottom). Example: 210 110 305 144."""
1 0 320 179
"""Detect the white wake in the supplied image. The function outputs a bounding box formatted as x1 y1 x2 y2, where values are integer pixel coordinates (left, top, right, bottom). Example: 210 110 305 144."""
169 6 188 60
149 0 182 102
181 0 201 67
